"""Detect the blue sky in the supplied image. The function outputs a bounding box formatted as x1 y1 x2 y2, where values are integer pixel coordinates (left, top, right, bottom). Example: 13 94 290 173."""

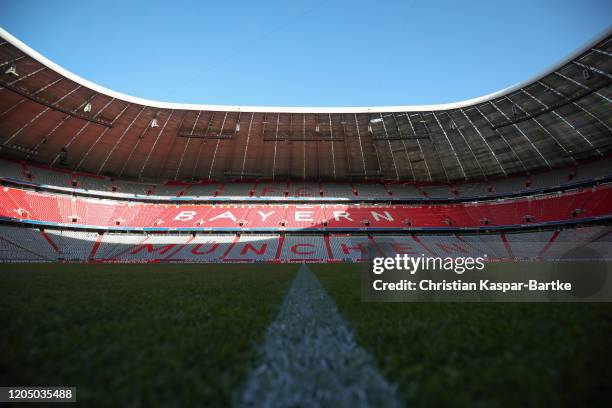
1 0 610 107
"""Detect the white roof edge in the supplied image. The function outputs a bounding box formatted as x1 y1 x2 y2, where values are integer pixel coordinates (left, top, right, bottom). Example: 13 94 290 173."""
1 26 609 113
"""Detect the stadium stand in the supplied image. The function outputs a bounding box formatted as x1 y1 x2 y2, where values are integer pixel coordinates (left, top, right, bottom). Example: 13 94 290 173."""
352 183 389 198
223 234 280 262
1 157 611 201
26 164 73 187
0 28 611 267
451 182 490 198
1 184 611 230
386 183 424 199
291 182 321 198
279 235 329 262
329 234 372 262
0 225 59 261
153 183 187 197
1 160 25 180
46 229 101 261
113 181 154 195
1 224 609 263
75 175 112 192
185 183 220 198
419 185 454 199
572 159 612 183
256 182 289 197
321 183 356 199
220 182 255 197
528 167 573 190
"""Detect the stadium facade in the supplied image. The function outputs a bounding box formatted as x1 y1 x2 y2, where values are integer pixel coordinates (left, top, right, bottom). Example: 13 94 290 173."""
0 27 610 263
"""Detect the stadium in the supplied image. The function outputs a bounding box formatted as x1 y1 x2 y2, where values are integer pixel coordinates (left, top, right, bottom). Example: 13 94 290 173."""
1 11 611 407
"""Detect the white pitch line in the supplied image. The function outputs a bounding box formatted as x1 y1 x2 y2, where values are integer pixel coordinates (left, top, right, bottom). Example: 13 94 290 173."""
236 265 402 407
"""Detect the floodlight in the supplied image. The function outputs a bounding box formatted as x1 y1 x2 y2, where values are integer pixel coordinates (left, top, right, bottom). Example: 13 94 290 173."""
582 69 591 80
5 64 18 76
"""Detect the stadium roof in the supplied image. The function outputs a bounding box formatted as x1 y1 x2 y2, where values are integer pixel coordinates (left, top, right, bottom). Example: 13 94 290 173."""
0 27 610 182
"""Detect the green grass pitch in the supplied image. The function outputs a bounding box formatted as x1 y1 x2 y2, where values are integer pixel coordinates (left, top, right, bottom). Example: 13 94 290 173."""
312 264 612 407
0 263 297 406
1 262 611 406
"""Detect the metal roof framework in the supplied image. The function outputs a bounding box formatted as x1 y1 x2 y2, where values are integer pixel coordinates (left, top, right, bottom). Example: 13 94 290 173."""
0 27 610 182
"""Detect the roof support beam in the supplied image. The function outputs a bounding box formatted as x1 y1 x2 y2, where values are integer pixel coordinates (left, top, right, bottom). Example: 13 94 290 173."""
431 112 468 179
0 55 25 67
537 80 612 133
239 112 255 180
520 88 602 156
473 105 528 172
272 113 280 180
0 79 112 127
158 111 187 179
591 47 612 57
1 84 82 147
553 71 611 103
458 109 507 176
391 113 416 180
139 110 174 179
118 109 159 178
378 113 400 181
302 114 307 180
405 113 432 182
504 94 577 164
573 61 612 80
490 83 608 129
206 112 226 180
51 95 114 166
418 113 450 182
0 66 46 88
97 105 146 175
0 77 62 118
328 113 336 180
175 110 201 180
75 102 128 171
191 111 214 179
445 111 486 179
488 100 551 168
